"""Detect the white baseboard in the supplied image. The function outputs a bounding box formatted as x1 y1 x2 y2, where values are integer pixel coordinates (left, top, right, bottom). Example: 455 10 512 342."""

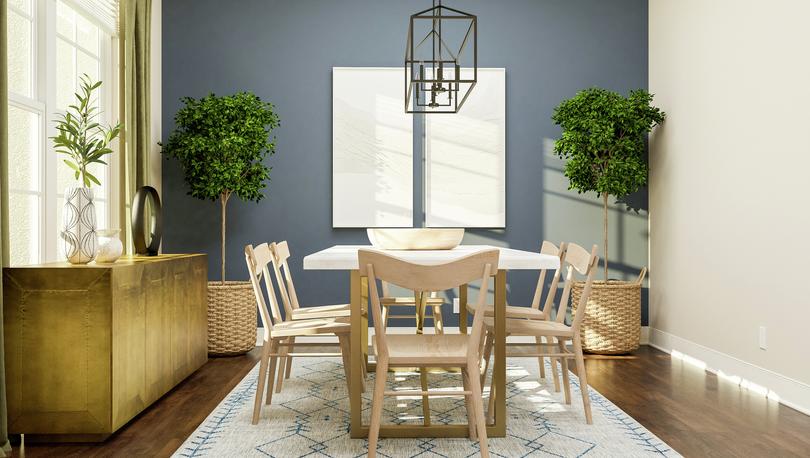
649 328 810 417
640 326 650 345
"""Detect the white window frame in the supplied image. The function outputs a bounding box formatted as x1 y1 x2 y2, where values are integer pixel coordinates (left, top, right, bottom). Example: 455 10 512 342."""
8 0 45 264
6 0 119 265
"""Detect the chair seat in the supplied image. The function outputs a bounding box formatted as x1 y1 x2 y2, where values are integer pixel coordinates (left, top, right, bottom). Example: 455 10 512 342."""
381 296 444 306
467 303 547 320
372 334 469 365
270 318 351 338
484 317 574 337
289 303 351 319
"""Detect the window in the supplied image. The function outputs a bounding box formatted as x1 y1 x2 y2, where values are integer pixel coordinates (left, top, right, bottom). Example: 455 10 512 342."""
6 0 119 265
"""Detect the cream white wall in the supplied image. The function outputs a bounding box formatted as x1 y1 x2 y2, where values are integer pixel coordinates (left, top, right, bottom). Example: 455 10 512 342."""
649 0 810 413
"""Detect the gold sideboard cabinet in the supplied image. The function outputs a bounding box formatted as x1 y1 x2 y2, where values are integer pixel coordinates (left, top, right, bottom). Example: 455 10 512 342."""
2 254 208 441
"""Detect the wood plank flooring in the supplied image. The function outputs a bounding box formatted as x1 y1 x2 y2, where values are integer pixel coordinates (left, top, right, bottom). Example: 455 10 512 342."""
13 346 810 457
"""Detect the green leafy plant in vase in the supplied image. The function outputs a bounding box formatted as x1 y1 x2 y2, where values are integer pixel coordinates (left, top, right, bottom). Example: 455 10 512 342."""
52 74 121 264
551 87 665 353
162 92 280 355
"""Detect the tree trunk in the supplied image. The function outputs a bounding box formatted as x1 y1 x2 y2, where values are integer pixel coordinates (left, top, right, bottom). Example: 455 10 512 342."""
600 192 607 283
220 193 229 285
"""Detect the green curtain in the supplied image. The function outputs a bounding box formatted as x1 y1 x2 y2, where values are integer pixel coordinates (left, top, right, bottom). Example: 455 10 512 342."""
119 0 152 254
0 0 13 455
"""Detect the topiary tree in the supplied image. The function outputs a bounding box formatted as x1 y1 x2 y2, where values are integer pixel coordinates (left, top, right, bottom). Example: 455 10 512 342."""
552 88 665 281
162 92 280 284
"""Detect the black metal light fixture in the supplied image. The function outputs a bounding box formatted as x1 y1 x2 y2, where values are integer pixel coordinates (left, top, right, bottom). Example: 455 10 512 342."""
405 0 477 114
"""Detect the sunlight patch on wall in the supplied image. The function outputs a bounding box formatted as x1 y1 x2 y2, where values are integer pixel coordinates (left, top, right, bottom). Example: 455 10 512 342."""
332 67 413 227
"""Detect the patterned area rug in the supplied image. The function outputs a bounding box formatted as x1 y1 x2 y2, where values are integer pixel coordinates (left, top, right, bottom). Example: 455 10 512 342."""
174 358 679 457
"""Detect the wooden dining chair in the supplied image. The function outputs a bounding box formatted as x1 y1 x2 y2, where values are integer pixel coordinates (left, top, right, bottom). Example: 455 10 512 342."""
269 241 353 391
380 283 445 334
270 241 351 321
481 243 599 424
360 248 498 458
245 243 352 425
468 241 568 389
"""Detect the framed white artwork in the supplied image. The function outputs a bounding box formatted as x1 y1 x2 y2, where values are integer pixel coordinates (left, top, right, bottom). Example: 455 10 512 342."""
332 67 413 228
424 68 506 228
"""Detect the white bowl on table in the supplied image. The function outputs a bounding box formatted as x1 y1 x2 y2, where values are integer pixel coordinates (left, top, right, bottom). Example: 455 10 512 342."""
366 228 464 250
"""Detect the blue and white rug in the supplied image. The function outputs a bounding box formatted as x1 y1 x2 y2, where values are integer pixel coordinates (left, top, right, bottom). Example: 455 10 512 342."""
174 358 679 457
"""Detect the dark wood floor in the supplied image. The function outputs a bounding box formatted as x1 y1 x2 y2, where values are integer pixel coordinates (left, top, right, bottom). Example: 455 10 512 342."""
13 346 810 457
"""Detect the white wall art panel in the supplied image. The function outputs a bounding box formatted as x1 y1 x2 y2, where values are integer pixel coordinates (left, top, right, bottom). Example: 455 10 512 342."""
332 67 413 228
425 68 506 228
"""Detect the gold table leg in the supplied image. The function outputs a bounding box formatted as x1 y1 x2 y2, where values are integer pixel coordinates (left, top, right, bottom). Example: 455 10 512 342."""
349 270 365 438
361 276 369 375
489 270 507 436
459 284 468 335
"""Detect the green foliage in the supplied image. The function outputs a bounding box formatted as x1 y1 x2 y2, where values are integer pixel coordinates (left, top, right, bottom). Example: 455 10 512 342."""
162 92 280 282
551 88 665 199
161 92 280 203
552 88 664 280
51 74 122 188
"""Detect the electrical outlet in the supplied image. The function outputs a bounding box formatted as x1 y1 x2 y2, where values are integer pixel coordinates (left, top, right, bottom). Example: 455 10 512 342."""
759 326 767 350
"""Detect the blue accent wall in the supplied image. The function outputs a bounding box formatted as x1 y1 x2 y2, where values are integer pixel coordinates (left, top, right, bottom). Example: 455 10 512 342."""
162 0 650 325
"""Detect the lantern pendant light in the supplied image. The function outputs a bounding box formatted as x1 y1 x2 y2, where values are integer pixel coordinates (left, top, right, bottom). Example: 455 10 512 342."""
405 0 477 114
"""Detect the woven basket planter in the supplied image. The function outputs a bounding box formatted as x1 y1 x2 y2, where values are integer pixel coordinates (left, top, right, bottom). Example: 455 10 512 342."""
207 281 257 356
571 277 643 355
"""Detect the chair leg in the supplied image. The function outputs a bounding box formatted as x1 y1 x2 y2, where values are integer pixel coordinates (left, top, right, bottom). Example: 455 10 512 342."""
486 374 496 425
381 305 389 330
360 350 368 393
420 368 431 426
368 358 388 458
338 335 352 395
416 294 426 335
284 336 295 379
467 362 490 457
252 340 271 424
481 332 494 387
461 369 477 440
433 304 444 335
535 336 546 379
274 337 289 394
558 338 571 405
573 335 593 424
265 340 280 406
549 336 561 392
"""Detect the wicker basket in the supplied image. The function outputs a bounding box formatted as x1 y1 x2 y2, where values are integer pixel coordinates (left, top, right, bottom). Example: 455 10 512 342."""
571 269 646 354
207 281 257 356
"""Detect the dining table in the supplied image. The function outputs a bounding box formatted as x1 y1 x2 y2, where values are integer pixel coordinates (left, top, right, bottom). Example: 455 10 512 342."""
303 244 560 438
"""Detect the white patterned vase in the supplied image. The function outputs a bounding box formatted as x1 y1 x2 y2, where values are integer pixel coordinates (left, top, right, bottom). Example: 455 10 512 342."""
96 229 123 263
61 186 97 264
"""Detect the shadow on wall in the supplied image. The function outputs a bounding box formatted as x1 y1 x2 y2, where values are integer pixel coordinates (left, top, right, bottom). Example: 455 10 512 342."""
541 137 650 325
541 137 648 281
385 137 651 328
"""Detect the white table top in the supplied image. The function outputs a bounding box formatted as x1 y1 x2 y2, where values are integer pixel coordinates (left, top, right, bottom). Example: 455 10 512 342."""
303 245 559 271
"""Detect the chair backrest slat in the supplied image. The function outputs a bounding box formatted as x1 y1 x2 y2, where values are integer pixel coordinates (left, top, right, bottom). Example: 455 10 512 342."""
245 243 284 341
530 241 567 318
270 241 301 320
359 249 499 362
553 243 599 328
358 249 499 291
366 265 388 358
467 263 492 362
